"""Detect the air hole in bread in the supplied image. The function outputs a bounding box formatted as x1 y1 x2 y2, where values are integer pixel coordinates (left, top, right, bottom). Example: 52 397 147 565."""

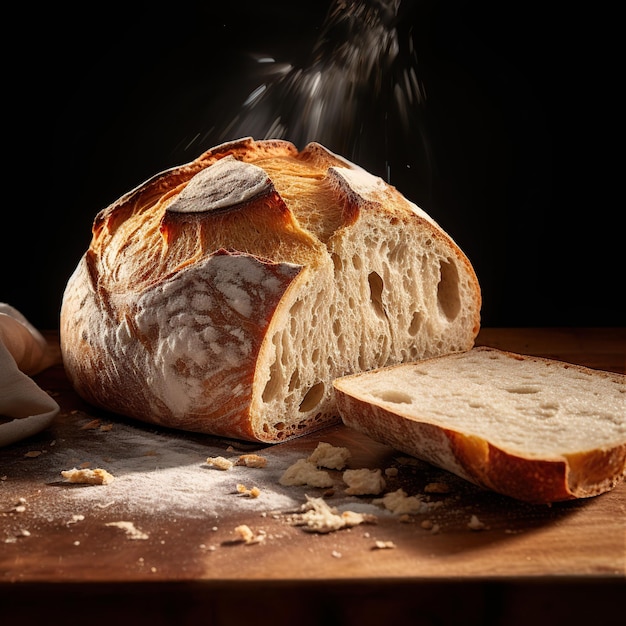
280 332 291 368
436 259 461 321
262 337 283 404
368 271 387 320
352 254 362 270
288 369 300 392
372 389 412 404
299 381 325 412
337 332 346 352
408 311 423 336
332 318 341 336
538 403 559 417
262 372 280 404
505 386 541 395
331 252 342 271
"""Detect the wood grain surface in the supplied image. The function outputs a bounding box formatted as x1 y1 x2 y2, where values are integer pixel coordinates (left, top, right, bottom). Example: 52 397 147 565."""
1 328 624 625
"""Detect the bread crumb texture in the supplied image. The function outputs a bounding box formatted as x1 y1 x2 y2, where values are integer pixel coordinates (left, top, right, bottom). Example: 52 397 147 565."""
337 347 626 455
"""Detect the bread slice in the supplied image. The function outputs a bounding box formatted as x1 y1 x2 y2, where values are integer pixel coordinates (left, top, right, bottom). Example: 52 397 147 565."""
60 137 481 442
333 347 626 502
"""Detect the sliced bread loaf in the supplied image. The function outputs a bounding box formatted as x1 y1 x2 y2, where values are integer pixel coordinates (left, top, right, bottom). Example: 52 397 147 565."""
333 347 626 503
59 138 481 442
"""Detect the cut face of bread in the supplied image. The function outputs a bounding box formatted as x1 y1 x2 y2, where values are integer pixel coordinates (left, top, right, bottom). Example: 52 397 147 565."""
333 347 626 502
60 137 481 442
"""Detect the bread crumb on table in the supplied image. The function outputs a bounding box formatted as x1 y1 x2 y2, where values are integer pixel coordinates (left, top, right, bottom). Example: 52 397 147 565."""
289 495 377 534
307 441 351 470
420 519 440 533
373 488 434 515
279 458 334 488
233 524 265 545
236 484 261 498
61 467 115 485
343 468 386 495
467 514 488 531
235 454 267 468
205 456 234 470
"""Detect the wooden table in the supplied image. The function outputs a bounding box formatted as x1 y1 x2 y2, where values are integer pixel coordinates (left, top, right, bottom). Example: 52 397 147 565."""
1 328 624 625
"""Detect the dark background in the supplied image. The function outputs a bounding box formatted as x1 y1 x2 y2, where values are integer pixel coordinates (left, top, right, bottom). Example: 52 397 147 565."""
3 1 620 330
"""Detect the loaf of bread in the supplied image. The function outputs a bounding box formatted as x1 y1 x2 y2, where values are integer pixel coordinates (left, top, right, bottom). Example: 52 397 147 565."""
60 137 481 442
333 347 626 503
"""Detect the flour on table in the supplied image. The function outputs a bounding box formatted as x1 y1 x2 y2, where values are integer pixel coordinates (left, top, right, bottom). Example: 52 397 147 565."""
20 414 308 521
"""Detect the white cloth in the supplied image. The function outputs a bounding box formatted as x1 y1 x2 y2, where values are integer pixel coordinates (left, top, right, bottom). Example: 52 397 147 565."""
0 304 61 446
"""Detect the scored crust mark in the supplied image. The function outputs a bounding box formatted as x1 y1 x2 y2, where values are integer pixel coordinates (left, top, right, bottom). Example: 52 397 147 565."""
165 157 273 215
